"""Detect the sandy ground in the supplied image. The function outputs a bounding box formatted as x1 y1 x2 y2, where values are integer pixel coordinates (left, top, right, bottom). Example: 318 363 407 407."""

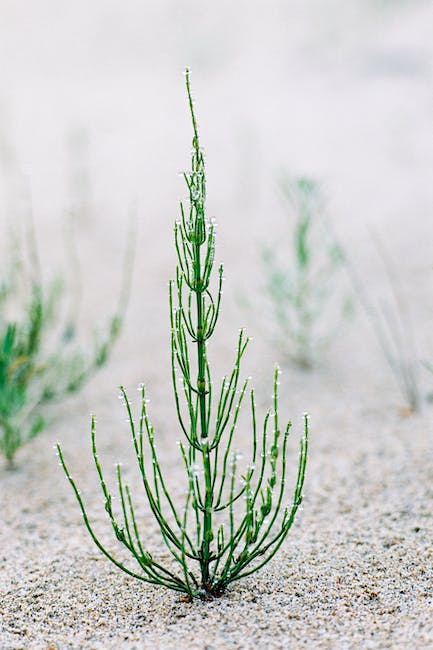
1 1 433 648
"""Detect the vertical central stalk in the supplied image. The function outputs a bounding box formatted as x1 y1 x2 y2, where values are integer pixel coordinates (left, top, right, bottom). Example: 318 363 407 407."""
195 292 207 440
194 240 213 588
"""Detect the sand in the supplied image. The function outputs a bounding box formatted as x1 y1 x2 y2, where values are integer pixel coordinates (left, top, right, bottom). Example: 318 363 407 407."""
1 1 433 648
1 368 432 649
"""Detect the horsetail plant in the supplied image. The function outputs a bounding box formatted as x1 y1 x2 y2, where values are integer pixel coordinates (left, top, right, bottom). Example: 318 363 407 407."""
0 210 133 467
262 176 351 368
58 70 308 599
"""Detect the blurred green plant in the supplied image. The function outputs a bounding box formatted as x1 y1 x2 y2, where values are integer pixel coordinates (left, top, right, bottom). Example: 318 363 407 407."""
0 215 133 467
348 233 420 413
58 70 308 600
262 176 351 369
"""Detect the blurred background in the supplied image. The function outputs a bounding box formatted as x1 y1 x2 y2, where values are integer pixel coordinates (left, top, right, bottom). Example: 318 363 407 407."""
0 0 432 409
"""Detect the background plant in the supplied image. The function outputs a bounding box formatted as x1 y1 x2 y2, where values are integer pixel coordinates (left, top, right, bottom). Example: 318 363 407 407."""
58 70 308 600
262 175 351 369
0 213 133 466
347 232 420 412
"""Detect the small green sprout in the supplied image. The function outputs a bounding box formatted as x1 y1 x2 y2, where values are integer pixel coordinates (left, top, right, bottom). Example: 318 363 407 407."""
348 233 420 413
58 70 308 600
262 176 351 369
0 215 132 467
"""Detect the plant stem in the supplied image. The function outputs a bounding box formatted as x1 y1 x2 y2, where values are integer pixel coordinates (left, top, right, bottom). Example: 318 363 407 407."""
195 266 207 439
194 211 213 588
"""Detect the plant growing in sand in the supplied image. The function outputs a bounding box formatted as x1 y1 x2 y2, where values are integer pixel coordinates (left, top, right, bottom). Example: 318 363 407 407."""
348 233 419 413
262 176 350 368
58 70 308 599
0 217 132 467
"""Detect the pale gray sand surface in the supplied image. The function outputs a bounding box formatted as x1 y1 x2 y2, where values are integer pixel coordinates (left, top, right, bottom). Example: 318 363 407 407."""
1 1 433 649
1 373 432 649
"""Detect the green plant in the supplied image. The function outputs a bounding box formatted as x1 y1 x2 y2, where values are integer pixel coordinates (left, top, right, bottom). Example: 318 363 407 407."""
0 215 132 466
348 233 420 413
262 176 350 369
58 70 308 600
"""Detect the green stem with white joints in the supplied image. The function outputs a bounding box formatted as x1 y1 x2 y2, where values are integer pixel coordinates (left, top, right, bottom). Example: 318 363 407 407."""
58 69 308 600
